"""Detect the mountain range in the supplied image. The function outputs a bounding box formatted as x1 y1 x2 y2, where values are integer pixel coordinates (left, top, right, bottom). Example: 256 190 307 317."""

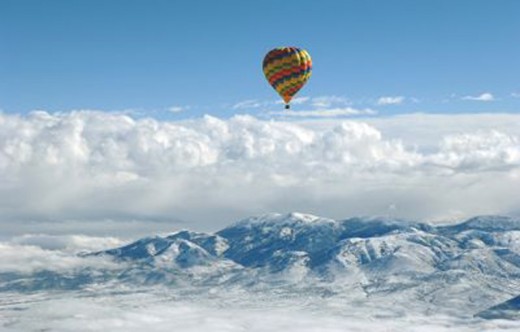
2 212 520 319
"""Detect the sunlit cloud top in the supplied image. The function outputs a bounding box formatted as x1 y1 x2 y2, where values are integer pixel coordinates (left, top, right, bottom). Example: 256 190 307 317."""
0 111 519 234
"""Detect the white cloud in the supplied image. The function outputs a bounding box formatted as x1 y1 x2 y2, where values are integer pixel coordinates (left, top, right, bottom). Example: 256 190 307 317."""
288 96 310 105
269 107 377 118
377 96 405 105
0 234 123 274
0 111 519 233
310 96 349 108
356 113 520 151
461 92 495 102
232 99 263 109
238 95 368 110
168 106 187 113
512 92 520 98
275 96 310 105
11 234 123 252
273 95 349 108
0 241 121 274
430 130 520 171
0 219 184 240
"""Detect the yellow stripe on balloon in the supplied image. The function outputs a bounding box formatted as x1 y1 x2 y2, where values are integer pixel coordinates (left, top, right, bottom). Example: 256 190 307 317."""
263 47 312 106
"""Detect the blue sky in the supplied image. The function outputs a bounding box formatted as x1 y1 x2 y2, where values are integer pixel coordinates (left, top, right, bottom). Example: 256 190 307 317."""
1 0 520 118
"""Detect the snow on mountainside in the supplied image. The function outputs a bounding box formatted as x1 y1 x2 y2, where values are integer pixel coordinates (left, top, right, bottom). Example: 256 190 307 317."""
1 213 520 318
439 215 520 233
477 295 520 320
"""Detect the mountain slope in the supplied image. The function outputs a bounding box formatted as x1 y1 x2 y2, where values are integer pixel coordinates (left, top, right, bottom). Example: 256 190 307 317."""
476 294 520 320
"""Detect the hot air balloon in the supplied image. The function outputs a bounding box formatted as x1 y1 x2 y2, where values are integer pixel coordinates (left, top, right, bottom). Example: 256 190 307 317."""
263 47 312 109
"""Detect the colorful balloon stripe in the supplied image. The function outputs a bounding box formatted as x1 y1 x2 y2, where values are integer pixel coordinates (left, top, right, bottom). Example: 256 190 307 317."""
271 67 312 88
263 47 312 107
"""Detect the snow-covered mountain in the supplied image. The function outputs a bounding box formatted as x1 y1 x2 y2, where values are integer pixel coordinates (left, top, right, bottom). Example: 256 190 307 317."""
2 212 520 319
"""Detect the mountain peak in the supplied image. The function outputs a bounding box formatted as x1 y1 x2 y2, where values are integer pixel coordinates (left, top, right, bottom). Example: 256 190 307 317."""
228 212 336 229
288 212 322 222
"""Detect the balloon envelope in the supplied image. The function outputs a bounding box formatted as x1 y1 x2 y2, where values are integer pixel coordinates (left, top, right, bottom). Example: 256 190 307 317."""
263 47 312 107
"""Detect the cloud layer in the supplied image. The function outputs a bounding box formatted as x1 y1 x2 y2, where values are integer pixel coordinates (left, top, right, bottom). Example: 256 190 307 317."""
0 240 120 274
0 111 519 233
2 290 520 332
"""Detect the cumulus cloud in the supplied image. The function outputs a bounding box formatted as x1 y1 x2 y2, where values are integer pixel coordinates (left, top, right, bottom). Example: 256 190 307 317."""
359 113 520 150
462 92 495 102
0 111 519 233
377 96 405 105
431 130 520 171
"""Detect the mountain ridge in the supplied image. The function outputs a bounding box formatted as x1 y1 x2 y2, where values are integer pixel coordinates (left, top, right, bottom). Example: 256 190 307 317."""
2 212 520 319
